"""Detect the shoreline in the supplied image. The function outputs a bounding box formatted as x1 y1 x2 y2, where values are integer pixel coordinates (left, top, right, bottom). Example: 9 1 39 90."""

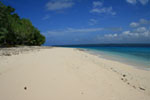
0 47 150 100
76 47 150 96
77 48 150 71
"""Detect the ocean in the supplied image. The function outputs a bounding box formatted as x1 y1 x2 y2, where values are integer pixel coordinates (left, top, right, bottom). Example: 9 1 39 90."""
60 44 150 70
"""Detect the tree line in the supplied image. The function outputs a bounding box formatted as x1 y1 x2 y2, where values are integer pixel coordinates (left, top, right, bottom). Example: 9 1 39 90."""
0 1 45 46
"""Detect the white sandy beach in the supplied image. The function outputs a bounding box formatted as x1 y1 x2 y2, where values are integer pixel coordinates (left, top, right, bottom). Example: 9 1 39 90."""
0 47 150 100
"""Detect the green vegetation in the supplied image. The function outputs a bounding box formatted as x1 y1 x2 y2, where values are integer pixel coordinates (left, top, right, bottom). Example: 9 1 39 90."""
0 1 45 46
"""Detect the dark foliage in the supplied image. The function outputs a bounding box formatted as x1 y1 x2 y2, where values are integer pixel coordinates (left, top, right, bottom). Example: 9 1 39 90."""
0 1 45 46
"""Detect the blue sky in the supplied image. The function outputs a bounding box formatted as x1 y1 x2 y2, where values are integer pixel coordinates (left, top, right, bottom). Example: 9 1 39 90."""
3 0 150 45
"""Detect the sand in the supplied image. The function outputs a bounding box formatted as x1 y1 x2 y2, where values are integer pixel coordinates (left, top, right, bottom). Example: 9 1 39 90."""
0 47 150 100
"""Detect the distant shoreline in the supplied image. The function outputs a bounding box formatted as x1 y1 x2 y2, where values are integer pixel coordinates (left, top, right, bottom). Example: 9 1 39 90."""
79 48 150 71
51 43 150 47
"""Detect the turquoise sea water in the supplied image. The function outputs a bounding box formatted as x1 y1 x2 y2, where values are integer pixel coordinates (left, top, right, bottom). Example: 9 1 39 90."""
72 46 150 70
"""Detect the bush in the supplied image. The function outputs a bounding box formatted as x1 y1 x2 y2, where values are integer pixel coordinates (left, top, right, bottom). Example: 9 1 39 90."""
0 1 45 46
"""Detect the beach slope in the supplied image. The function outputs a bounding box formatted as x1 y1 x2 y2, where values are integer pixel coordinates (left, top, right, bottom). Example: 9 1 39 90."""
0 47 150 100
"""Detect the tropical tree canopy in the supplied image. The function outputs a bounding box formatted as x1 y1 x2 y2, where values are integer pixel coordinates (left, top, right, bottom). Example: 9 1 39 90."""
0 1 45 46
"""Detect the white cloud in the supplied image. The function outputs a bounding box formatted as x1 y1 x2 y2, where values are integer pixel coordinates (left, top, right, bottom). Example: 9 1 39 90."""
90 1 116 15
46 27 123 36
139 19 149 24
104 33 118 38
126 27 150 37
122 31 131 35
42 15 50 20
46 0 74 11
130 18 150 28
88 19 98 25
44 18 150 43
103 26 150 41
139 0 149 5
143 31 149 36
126 0 149 5
90 7 116 15
46 27 104 35
126 0 137 4
66 27 104 33
130 22 139 27
135 27 147 32
93 1 103 7
98 20 150 43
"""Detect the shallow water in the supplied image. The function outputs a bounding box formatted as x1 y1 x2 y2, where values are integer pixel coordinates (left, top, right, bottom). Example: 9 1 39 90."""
75 46 150 70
